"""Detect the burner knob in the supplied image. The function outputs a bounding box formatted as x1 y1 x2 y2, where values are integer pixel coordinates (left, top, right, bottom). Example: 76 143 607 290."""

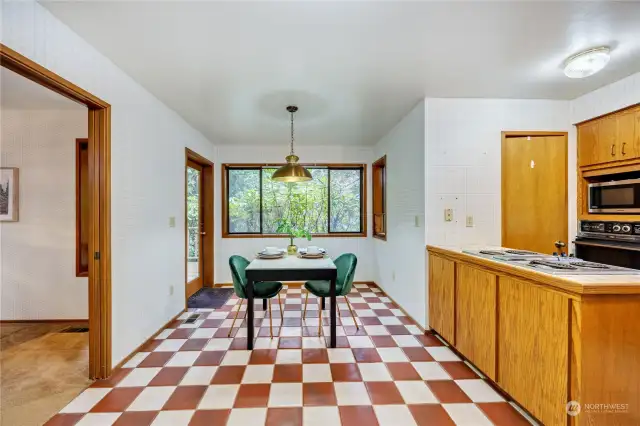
613 224 622 232
622 225 631 233
597 223 605 231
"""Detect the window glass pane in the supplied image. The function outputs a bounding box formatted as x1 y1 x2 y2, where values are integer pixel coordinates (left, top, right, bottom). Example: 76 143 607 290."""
330 169 362 232
187 166 201 281
262 168 329 234
228 169 261 233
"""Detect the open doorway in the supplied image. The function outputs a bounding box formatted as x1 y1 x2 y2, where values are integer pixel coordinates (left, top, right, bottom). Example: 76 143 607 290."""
185 148 214 304
0 44 111 423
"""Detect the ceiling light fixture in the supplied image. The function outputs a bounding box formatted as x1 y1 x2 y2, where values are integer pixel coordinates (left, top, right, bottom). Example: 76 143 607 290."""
563 47 611 79
272 105 312 183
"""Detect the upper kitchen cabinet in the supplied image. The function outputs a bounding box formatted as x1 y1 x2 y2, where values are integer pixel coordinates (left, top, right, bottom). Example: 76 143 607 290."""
578 105 640 167
617 108 640 160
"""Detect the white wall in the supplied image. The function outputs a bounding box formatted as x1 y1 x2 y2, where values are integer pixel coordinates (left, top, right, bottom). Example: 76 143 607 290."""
215 145 374 283
424 98 572 248
2 1 216 364
372 101 426 327
1 109 88 320
571 71 640 123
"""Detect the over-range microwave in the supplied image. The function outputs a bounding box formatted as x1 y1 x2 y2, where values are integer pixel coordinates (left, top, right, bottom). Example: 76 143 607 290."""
588 178 640 213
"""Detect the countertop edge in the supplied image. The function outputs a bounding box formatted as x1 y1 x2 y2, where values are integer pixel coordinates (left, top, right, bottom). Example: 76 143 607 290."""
426 245 640 296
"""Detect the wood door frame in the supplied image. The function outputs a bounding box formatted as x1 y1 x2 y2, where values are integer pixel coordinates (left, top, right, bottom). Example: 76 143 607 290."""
185 148 214 303
1 44 112 379
500 131 569 249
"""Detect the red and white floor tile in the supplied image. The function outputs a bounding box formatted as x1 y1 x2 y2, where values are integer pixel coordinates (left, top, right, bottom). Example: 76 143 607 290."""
46 284 538 426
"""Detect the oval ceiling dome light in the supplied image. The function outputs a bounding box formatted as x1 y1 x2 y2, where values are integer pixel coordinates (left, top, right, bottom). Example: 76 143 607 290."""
564 47 611 79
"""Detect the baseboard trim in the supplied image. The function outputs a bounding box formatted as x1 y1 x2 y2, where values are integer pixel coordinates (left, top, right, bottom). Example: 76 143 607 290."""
0 319 89 323
113 308 186 371
213 281 377 288
371 282 426 334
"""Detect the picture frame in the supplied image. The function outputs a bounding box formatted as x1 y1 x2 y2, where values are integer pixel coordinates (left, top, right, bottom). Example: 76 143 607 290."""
0 167 19 222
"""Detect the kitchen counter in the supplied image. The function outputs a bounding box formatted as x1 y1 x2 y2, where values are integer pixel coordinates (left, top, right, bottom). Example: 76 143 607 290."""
426 245 640 426
427 245 640 295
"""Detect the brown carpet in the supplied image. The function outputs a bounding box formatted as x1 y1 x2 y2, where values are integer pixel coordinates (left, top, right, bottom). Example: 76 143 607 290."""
0 322 92 426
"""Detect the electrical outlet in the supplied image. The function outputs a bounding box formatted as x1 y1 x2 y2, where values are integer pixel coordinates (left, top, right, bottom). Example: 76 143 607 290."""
169 285 174 296
444 209 453 222
466 215 474 227
414 215 420 227
169 216 176 228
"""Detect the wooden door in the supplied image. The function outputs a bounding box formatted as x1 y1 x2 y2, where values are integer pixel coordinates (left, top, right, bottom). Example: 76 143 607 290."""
428 254 455 344
498 277 569 426
598 116 619 163
455 264 497 380
186 160 204 298
617 109 640 160
578 122 599 167
502 134 568 254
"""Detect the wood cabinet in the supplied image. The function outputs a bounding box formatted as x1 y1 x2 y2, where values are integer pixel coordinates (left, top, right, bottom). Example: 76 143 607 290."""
498 277 569 426
428 254 455 344
577 105 640 167
455 263 497 380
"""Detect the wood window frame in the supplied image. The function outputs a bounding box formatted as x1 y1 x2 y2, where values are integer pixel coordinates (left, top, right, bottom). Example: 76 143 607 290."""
1 44 112 379
372 155 387 240
76 138 89 277
221 163 367 238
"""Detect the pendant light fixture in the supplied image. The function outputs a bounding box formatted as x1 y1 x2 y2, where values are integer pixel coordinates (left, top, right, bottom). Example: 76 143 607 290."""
272 105 312 183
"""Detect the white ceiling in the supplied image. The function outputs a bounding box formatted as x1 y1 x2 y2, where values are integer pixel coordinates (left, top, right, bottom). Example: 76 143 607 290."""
42 1 640 146
1 67 85 110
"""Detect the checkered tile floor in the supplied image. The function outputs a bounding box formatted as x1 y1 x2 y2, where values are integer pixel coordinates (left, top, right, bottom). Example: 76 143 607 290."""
46 284 537 426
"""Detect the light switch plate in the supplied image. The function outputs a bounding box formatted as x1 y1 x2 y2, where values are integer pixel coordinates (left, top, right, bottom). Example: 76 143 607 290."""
444 209 453 222
169 216 176 228
466 215 474 227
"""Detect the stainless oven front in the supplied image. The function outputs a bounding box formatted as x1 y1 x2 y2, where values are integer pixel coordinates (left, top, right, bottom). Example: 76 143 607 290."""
588 178 640 213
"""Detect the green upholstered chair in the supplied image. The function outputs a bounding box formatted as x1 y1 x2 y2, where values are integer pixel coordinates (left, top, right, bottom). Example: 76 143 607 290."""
228 255 284 338
303 253 358 334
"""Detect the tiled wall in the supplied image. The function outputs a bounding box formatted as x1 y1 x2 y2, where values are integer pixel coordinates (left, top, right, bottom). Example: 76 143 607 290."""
1 109 88 320
4 1 217 364
425 98 572 248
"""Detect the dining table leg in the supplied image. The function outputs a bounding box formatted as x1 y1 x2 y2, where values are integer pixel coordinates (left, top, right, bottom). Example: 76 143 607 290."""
263 299 267 310
321 297 326 310
246 279 254 350
330 277 336 348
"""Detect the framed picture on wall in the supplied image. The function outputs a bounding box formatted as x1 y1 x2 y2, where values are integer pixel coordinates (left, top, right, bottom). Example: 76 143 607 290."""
0 168 19 222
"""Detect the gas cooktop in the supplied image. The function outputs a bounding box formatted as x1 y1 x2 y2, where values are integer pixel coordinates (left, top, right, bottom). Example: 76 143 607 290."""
462 248 640 275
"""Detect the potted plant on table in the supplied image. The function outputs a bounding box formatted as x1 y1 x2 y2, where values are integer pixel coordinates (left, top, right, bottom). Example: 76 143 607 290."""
276 217 312 255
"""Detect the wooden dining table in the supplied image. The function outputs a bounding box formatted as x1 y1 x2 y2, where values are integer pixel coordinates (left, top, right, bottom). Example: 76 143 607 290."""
244 255 338 350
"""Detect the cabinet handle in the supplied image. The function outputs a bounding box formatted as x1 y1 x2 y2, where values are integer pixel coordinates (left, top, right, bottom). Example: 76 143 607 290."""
622 143 627 156
611 144 615 156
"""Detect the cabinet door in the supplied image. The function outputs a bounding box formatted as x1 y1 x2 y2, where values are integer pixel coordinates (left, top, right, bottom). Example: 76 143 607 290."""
455 264 497 380
617 109 640 160
577 121 599 166
428 254 455 344
597 116 619 163
498 277 569 426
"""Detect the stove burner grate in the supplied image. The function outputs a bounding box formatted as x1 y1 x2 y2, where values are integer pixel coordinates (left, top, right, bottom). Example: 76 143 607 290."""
570 261 610 269
505 249 538 255
529 260 578 270
479 250 505 256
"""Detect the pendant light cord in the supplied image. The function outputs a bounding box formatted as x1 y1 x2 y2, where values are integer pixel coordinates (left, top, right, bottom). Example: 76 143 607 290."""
290 110 295 156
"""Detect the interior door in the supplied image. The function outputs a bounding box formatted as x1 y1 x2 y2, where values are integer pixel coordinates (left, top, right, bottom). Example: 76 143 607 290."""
502 134 567 254
186 160 204 298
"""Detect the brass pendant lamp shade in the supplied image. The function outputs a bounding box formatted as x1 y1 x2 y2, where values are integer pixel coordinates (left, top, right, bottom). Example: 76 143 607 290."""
272 106 312 182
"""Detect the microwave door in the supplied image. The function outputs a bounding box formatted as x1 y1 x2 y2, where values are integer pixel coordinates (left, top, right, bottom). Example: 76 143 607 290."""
589 179 640 213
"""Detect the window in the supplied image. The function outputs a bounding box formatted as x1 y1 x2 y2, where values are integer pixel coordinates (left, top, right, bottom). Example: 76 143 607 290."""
223 164 366 237
76 138 89 276
372 155 386 240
